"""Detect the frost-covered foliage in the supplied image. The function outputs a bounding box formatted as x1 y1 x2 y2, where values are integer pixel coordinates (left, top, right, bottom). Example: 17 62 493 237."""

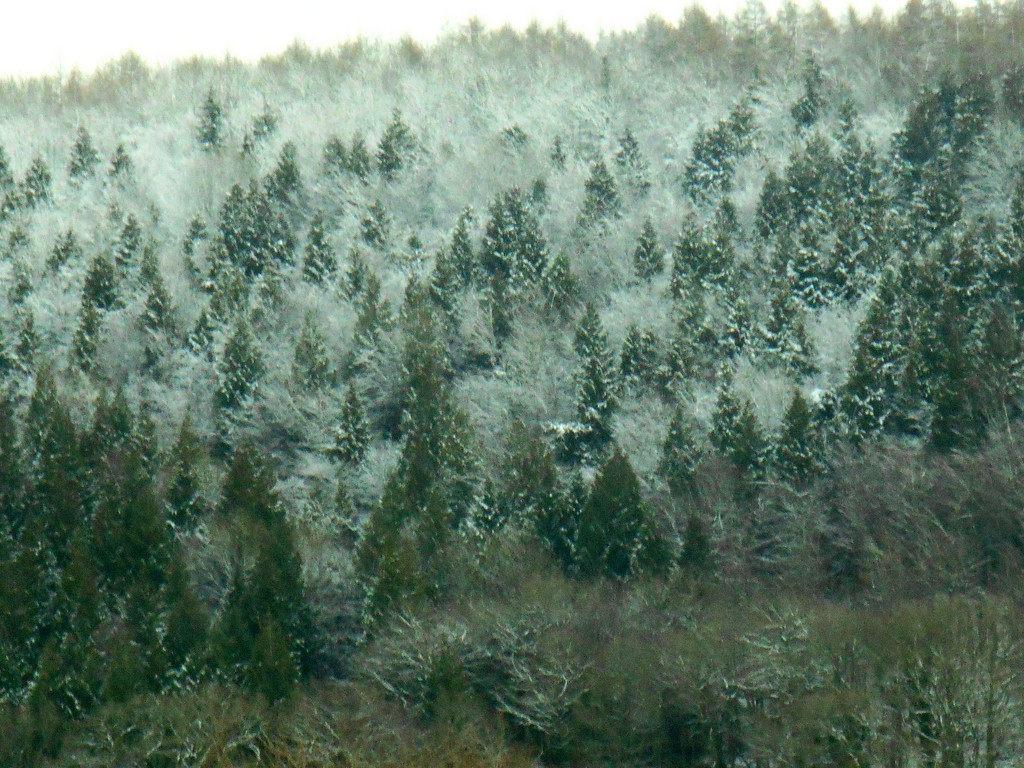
5 4 1024 764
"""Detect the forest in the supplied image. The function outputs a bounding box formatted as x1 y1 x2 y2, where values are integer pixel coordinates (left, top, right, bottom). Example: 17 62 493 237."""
3 1 1024 764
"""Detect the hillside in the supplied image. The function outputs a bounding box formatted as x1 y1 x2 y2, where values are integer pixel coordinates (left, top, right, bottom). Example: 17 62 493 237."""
3 3 1024 765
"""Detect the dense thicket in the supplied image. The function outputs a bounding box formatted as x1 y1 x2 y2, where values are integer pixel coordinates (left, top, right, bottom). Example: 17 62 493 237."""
4 2 1024 765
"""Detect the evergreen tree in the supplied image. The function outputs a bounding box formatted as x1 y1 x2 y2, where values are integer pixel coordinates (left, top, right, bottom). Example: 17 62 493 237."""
47 228 82 273
659 406 704 499
21 155 51 207
541 252 580 317
108 143 133 179
577 159 621 227
614 128 650 196
377 108 416 181
576 450 667 579
551 135 567 169
480 187 548 295
72 299 102 373
332 384 369 464
0 142 12 192
302 211 337 284
216 316 264 410
293 312 335 391
620 324 660 386
775 389 823 487
265 141 302 203
361 199 390 249
197 89 224 151
569 304 620 459
762 277 817 376
68 125 100 181
350 272 393 372
114 214 142 270
791 55 826 128
82 252 118 311
165 414 207 532
633 218 664 280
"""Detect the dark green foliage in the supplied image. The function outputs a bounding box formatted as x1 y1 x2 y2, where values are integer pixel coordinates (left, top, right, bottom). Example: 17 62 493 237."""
550 135 567 169
350 272 393 371
684 98 755 199
480 187 548 296
47 228 82 273
576 450 667 579
82 252 118 311
659 406 704 499
108 143 133 178
567 304 619 459
265 141 302 203
8 258 31 306
215 181 295 279
578 159 621 227
710 375 767 486
762 277 817 376
620 324 659 386
775 389 823 487
633 218 664 280
241 107 278 155
614 128 650 196
361 199 390 249
0 143 12 191
302 211 337 284
332 384 369 464
21 155 51 207
114 213 142 270
501 123 528 150
377 109 416 181
790 56 826 128
165 414 206 532
197 89 224 151
216 316 264 410
542 252 580 317
292 312 335 390
72 300 102 373
68 125 100 180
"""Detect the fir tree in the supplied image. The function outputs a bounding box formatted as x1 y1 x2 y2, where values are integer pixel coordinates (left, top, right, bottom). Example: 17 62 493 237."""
197 89 224 151
332 384 369 464
216 316 264 410
82 253 118 311
0 143 12 192
265 141 302 203
569 304 620 459
350 272 393 372
775 389 823 487
361 199 390 250
377 108 416 181
302 211 338 284
68 125 100 181
72 299 102 373
659 406 704 499
633 218 664 280
791 55 826 128
165 415 206 532
577 159 621 227
108 143 133 179
293 312 335 391
576 449 667 579
480 187 548 295
620 324 660 386
614 127 651 196
47 228 82 273
114 214 142 270
541 252 580 317
21 155 51 207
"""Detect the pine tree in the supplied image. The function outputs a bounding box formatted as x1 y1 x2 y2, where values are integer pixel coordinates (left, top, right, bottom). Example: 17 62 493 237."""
762 277 817 376
21 155 51 207
570 304 620 459
377 109 416 181
659 406 704 499
0 142 12 192
361 199 390 250
293 312 335 391
791 55 826 128
114 214 142 271
68 125 100 181
165 415 206 532
9 258 31 306
332 384 369 464
265 141 302 203
47 228 82 273
82 252 118 311
775 389 823 487
614 127 651 196
620 324 660 386
577 159 621 227
350 272 393 372
541 252 580 317
216 316 264 410
302 211 337 284
480 187 548 295
72 299 102 373
197 89 224 151
576 449 667 579
108 143 133 179
633 218 664 280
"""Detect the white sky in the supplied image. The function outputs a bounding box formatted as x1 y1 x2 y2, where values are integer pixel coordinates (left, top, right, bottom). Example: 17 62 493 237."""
4 0 920 79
